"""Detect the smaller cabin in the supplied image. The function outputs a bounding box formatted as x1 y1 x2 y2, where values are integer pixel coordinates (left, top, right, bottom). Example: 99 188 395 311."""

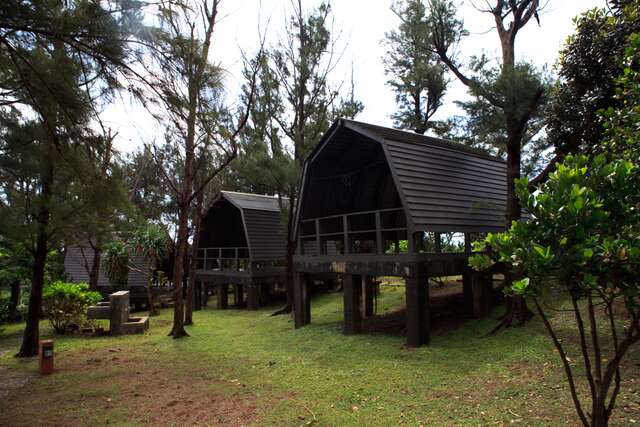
195 191 287 310
64 245 152 307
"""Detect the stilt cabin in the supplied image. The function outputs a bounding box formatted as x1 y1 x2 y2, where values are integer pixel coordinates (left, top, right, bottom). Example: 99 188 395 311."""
195 191 288 310
292 119 507 346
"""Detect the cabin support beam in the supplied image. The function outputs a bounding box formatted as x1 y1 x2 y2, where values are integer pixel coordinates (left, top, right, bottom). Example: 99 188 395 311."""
247 283 260 310
194 281 202 311
343 274 363 334
362 276 375 318
201 283 209 308
234 283 245 308
462 268 473 316
216 283 228 309
406 263 430 347
293 273 310 328
259 282 271 306
472 271 492 318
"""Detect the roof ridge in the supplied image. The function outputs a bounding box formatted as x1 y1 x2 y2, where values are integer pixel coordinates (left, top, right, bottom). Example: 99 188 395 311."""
341 118 503 163
221 190 289 200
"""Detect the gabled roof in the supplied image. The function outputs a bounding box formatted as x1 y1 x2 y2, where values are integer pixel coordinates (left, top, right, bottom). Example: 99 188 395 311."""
298 118 508 234
220 191 285 212
212 191 288 261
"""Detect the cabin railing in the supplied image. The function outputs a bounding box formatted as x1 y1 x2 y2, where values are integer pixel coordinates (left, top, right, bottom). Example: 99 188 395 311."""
298 208 408 256
197 247 250 271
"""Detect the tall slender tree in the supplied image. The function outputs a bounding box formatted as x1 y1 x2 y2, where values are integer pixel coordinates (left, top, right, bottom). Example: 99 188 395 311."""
383 0 449 134
0 0 139 357
140 0 261 337
236 1 363 314
429 0 547 328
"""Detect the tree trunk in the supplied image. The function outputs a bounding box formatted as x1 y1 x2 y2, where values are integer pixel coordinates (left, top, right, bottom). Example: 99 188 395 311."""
169 199 190 338
285 239 295 310
273 195 296 316
18 233 48 357
146 270 159 316
591 397 609 427
505 139 522 225
89 244 101 291
8 280 20 322
17 142 53 358
185 191 204 326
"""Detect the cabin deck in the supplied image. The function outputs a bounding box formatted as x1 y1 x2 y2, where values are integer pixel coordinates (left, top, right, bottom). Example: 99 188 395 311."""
194 246 286 310
293 209 495 348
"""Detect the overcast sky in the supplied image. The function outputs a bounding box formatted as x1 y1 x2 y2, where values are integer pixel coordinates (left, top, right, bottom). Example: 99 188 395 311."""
101 0 607 153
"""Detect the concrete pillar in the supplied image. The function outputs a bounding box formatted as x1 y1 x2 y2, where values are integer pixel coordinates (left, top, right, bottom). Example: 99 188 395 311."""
343 274 363 335
406 264 430 347
234 284 245 308
216 283 228 309
293 273 311 328
109 291 130 336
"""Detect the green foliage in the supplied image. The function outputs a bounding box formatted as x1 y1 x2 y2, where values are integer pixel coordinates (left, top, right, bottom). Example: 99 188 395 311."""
546 0 640 157
470 153 639 300
42 281 102 334
130 223 170 264
235 1 363 246
383 0 449 134
104 223 170 286
469 27 640 424
0 292 28 324
452 61 552 176
103 241 129 287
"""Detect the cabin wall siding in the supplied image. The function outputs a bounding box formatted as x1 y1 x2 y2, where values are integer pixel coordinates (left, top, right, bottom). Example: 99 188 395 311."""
64 246 150 288
242 208 287 260
384 138 507 232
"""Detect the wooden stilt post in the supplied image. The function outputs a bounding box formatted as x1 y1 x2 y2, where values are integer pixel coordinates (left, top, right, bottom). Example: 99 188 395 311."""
194 281 202 311
406 263 430 347
343 274 363 335
293 272 311 328
234 284 245 308
363 276 374 318
472 271 490 318
202 283 209 308
462 268 473 316
216 283 228 309
247 283 260 310
259 282 271 306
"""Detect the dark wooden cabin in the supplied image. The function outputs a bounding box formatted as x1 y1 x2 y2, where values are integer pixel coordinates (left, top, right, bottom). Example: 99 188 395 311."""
195 191 287 310
292 119 507 346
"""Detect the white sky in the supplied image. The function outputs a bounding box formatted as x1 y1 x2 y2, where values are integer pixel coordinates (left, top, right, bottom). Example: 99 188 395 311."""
101 0 607 153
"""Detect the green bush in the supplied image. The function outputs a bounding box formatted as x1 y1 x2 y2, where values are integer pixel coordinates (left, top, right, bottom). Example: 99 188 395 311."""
0 292 28 324
42 281 102 334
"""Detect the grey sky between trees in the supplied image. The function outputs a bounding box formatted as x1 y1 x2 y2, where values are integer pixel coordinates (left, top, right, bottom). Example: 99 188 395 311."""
101 0 605 153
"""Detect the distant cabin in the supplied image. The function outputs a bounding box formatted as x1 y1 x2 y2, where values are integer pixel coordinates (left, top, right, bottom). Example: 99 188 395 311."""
195 191 288 310
292 119 508 346
64 245 151 305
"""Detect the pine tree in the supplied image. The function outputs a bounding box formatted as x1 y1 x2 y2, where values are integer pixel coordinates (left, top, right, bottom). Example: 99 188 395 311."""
383 0 448 134
235 1 363 314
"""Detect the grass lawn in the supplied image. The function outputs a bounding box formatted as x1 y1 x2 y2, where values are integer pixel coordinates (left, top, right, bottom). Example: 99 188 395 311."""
1 282 640 426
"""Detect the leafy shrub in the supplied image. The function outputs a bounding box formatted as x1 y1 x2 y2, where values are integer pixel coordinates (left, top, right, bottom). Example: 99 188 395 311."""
42 281 102 334
0 291 28 324
103 241 130 287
